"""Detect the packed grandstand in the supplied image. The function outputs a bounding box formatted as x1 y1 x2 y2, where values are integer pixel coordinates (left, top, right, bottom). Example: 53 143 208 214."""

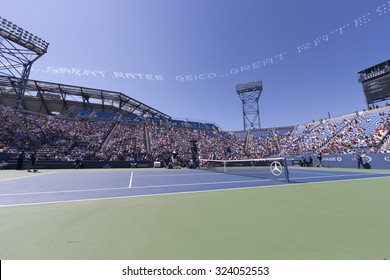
0 102 389 168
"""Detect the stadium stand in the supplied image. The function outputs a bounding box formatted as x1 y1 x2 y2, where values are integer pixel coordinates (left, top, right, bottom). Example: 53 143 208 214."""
93 111 119 120
121 113 142 122
70 108 93 118
0 104 389 168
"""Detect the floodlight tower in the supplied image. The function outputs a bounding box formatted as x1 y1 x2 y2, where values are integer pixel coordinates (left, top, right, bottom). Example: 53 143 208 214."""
0 16 49 108
236 80 263 131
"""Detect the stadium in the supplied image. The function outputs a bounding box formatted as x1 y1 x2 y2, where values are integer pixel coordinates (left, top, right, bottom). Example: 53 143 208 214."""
1 1 390 263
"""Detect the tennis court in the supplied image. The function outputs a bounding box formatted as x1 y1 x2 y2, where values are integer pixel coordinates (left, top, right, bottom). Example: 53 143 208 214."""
0 166 389 206
0 166 389 259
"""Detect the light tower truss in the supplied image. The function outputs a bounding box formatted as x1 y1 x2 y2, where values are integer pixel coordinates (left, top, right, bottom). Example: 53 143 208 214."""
0 16 49 108
236 80 263 130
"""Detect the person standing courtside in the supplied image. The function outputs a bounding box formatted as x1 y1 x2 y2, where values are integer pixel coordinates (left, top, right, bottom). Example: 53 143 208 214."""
27 151 37 172
317 151 323 167
16 149 25 170
356 152 364 169
171 149 178 169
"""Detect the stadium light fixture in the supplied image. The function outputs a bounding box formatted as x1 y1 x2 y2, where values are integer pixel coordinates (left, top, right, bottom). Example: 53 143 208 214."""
0 16 49 55
236 80 263 94
0 16 49 108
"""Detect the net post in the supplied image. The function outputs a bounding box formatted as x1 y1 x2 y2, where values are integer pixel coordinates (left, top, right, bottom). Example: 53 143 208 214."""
283 158 290 183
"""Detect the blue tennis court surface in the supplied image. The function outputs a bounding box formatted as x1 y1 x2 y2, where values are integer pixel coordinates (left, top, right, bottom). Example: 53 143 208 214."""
0 168 389 207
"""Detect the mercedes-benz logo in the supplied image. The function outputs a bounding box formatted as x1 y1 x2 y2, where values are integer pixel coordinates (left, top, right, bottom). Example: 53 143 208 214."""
270 161 283 176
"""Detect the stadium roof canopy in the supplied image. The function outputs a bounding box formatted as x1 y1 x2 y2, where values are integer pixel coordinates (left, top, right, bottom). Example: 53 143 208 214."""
0 75 171 119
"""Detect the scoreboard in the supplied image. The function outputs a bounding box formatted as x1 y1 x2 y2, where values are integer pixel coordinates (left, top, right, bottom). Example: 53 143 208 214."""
358 60 390 105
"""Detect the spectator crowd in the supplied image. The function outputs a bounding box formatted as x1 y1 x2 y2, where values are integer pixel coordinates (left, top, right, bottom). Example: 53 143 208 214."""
1 105 389 166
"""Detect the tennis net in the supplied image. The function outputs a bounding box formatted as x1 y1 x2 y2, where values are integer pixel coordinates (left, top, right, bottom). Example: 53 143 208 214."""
200 158 290 182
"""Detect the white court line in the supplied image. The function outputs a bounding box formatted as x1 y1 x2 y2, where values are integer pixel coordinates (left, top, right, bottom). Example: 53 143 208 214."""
0 171 58 183
1 174 389 208
131 172 224 178
290 170 371 176
0 182 285 208
0 186 129 197
290 173 389 181
2 172 385 198
129 171 134 188
0 178 270 197
131 178 272 189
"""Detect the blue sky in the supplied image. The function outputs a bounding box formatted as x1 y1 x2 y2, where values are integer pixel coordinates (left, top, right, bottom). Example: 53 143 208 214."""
1 0 390 130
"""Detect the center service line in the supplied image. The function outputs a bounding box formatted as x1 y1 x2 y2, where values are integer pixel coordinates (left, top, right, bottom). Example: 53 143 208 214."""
129 171 134 188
